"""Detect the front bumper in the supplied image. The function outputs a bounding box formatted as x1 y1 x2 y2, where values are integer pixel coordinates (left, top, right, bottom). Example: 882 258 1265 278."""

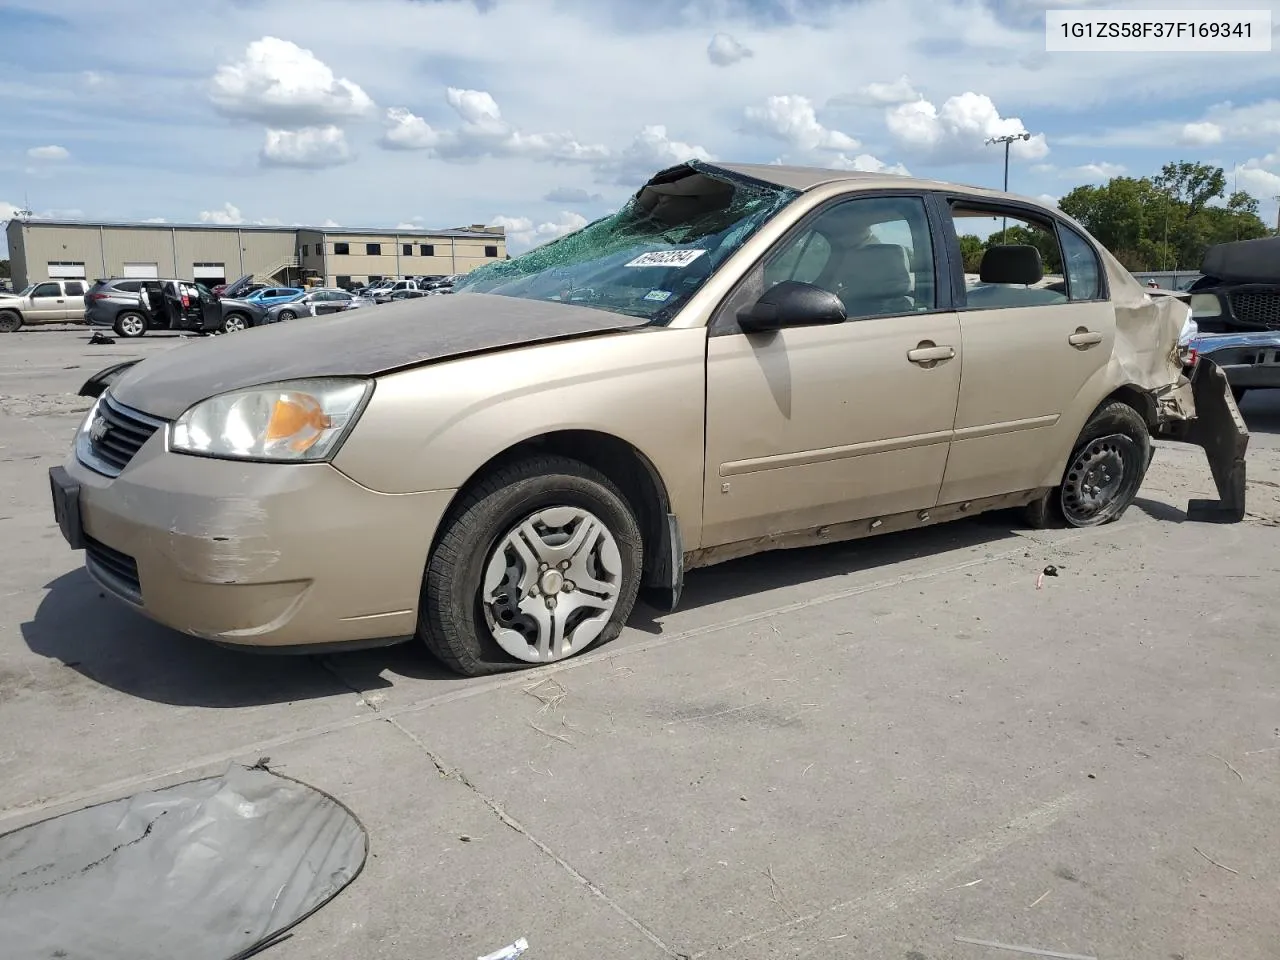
54 428 455 648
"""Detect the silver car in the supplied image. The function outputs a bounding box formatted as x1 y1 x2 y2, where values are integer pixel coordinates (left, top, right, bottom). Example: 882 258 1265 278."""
267 288 375 321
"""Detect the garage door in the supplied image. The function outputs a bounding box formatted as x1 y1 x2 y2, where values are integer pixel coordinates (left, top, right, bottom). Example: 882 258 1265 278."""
122 262 159 279
193 262 226 279
47 261 86 279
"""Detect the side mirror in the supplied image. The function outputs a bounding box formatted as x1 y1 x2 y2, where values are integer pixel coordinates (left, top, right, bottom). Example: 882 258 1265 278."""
736 281 846 333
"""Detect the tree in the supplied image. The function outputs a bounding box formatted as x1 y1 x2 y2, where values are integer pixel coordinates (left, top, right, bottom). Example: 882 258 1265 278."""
1153 161 1226 215
0 260 9 279
957 234 985 272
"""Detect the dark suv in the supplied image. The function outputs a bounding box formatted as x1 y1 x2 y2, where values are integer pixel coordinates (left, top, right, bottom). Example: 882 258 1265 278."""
84 278 268 338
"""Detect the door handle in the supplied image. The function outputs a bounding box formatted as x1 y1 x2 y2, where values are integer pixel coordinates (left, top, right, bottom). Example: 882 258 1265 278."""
1068 328 1103 347
907 342 956 364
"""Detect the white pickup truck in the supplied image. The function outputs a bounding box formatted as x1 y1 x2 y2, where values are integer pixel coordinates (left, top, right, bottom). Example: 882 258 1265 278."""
0 279 89 332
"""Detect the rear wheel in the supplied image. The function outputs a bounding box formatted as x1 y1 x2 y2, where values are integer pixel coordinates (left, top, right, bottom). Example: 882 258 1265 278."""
1025 401 1150 529
419 456 643 677
221 312 250 333
113 312 147 338
0 310 21 333
277 309 297 321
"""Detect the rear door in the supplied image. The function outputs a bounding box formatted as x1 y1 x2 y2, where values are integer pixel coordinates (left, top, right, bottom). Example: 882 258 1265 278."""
936 197 1115 504
61 280 87 320
27 281 66 321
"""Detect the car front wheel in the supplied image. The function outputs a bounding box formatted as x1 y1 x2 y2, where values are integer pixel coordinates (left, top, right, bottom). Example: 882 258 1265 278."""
420 456 643 676
0 310 22 333
277 309 297 321
221 313 250 333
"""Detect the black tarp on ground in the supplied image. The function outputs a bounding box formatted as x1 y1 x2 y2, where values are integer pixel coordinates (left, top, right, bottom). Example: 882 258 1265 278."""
0 764 367 960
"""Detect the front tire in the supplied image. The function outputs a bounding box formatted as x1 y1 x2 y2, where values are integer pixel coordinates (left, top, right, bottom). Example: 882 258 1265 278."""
0 310 21 333
277 309 297 321
113 312 147 338
221 312 250 333
419 456 643 677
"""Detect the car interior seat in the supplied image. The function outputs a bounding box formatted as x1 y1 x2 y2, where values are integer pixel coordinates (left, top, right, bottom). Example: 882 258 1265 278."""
828 243 915 317
968 245 1068 307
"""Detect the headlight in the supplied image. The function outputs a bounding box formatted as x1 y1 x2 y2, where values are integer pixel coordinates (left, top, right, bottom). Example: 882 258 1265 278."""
169 378 372 462
1190 293 1221 318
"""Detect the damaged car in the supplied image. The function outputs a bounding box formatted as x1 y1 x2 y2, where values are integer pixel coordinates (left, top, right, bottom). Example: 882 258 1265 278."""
1186 236 1280 403
52 161 1247 676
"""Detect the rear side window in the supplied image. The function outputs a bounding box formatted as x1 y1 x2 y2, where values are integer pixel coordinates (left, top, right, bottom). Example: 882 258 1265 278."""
1059 226 1104 301
114 280 143 293
64 281 85 295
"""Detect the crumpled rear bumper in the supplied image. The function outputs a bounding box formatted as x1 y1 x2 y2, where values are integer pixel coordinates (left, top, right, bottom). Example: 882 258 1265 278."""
1153 358 1249 522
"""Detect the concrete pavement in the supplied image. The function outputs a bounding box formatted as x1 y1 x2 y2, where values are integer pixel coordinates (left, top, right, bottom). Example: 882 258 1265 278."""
3 325 1279 959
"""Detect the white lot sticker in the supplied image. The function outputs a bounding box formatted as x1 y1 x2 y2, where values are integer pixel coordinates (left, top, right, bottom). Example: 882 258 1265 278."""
644 289 672 301
626 249 706 268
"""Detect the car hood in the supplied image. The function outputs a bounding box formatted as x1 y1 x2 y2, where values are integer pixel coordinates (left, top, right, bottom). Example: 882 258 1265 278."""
109 292 649 419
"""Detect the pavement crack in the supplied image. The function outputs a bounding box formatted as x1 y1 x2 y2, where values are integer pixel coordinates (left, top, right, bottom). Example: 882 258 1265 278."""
381 713 685 959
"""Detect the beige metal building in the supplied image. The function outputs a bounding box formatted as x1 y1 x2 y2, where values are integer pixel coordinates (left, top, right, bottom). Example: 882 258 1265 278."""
5 219 507 290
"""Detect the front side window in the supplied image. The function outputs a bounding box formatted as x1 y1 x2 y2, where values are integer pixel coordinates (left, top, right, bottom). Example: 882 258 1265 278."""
455 163 799 323
32 282 60 298
951 205 1067 309
763 195 937 319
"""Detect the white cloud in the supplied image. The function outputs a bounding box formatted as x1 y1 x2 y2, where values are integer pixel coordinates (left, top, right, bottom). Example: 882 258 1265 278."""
209 37 375 126
840 75 920 107
1036 193 1060 208
142 217 167 223
830 153 911 176
886 92 1048 161
381 89 610 163
395 221 419 228
707 32 752 67
82 70 105 88
319 218 341 228
1234 161 1280 199
0 200 23 220
604 124 713 186
261 126 353 168
490 211 589 254
745 95 859 152
199 202 244 225
1074 161 1124 179
27 145 69 161
1179 121 1223 146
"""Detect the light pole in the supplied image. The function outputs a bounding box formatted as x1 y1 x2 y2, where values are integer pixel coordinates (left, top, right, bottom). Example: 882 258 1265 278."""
1273 195 1280 235
986 132 1031 241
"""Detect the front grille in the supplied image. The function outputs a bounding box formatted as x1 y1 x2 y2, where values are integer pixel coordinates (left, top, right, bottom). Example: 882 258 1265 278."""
88 395 165 475
85 536 142 604
1228 291 1280 329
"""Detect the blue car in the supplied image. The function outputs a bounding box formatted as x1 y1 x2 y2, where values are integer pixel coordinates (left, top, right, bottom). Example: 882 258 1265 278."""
243 286 304 306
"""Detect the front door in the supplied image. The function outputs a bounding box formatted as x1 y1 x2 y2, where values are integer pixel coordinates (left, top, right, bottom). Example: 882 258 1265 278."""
936 202 1115 504
27 282 66 321
702 193 963 548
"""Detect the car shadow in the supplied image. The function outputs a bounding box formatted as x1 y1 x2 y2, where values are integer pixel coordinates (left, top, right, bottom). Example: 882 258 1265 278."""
23 514 1030 708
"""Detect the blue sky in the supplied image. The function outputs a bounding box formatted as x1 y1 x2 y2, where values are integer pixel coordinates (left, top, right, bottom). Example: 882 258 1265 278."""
3 0 1280 256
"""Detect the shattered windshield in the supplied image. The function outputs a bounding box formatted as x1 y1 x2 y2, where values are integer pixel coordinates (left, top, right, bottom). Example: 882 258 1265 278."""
454 163 799 323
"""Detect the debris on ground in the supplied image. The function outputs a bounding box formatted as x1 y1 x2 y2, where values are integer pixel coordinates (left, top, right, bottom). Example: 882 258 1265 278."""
478 937 529 960
1043 565 1059 577
87 331 115 345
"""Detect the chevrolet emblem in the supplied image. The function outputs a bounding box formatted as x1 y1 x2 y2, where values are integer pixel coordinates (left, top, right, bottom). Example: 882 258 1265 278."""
89 416 108 443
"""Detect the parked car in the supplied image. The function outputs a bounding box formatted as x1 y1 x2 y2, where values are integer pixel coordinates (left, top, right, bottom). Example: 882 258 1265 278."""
244 286 305 307
267 288 375 321
1189 237 1280 334
0 278 90 331
53 161 1244 677
388 289 430 301
84 277 268 337
1185 330 1280 404
371 279 428 303
211 276 265 300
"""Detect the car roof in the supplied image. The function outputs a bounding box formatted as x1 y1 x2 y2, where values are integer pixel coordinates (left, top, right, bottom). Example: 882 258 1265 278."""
709 162 1054 209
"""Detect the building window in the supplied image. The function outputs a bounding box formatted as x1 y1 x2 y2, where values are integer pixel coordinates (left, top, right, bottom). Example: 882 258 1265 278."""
366 243 381 255
402 243 413 256
336 275 351 288
301 244 309 257
368 275 383 283
420 244 434 256
334 242 350 255
485 245 499 257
